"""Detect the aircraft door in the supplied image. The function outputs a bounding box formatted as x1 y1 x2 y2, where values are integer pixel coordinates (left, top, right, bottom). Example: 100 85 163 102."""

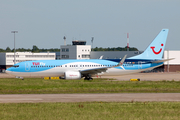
25 62 31 71
138 61 142 69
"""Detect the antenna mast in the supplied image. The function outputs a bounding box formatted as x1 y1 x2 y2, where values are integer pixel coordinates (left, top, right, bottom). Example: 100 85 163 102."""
91 37 94 51
63 36 66 45
127 33 129 51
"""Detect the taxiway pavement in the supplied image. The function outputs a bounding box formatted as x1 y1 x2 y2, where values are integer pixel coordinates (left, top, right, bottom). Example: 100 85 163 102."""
0 93 180 103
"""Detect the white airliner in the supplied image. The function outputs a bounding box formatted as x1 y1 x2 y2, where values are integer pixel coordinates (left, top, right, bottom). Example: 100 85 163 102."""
6 29 172 80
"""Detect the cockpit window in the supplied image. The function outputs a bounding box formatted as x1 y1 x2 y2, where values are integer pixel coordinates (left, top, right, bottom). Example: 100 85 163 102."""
12 65 19 68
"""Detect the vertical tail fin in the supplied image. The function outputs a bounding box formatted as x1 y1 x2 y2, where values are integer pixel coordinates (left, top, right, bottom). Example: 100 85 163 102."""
129 29 169 60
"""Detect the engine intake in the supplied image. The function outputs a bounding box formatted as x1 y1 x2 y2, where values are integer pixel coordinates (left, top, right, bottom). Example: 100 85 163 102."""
64 71 81 80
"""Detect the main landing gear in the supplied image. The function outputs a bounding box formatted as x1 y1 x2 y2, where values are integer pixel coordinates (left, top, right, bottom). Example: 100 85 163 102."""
84 75 93 80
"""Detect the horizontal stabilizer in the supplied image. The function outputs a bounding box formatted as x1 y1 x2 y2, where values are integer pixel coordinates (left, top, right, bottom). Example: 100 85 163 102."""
151 58 174 63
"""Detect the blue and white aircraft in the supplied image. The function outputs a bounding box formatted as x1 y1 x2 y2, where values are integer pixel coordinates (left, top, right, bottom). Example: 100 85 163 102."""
6 29 172 80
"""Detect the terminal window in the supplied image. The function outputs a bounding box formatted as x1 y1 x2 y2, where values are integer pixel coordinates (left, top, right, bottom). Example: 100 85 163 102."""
61 48 69 52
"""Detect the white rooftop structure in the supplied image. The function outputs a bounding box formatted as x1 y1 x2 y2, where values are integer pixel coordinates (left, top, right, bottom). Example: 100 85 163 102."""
0 52 56 69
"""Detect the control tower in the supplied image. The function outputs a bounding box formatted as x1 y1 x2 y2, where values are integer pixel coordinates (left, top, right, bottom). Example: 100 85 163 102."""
72 40 86 45
60 40 91 59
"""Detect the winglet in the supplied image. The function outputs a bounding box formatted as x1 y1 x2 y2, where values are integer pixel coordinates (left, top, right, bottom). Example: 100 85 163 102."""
99 55 103 59
117 55 127 66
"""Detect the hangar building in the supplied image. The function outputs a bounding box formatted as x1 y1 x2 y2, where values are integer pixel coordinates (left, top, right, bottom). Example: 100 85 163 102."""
163 51 180 72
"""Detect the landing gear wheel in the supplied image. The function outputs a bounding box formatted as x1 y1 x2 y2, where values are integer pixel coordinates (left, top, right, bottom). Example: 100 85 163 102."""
89 78 93 80
84 77 93 80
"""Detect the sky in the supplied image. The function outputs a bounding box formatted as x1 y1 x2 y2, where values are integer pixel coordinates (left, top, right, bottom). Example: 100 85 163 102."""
0 0 180 51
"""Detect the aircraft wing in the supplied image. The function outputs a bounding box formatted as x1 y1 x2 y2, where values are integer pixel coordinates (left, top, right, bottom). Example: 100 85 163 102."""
151 58 175 63
80 55 127 75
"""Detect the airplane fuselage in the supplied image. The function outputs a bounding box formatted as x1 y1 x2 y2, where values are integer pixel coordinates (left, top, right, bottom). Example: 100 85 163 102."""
6 59 163 77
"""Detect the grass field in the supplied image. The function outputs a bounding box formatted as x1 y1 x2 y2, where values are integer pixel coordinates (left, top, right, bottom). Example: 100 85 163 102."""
0 78 180 94
1 102 180 120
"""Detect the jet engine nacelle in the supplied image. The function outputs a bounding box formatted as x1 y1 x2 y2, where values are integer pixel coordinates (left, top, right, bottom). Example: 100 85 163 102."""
64 71 81 80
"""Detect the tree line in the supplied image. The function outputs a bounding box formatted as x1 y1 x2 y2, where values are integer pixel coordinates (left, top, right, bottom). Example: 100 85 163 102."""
0 45 60 53
0 45 138 52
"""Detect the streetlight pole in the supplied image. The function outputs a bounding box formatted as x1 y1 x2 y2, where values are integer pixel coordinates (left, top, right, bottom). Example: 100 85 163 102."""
11 31 18 64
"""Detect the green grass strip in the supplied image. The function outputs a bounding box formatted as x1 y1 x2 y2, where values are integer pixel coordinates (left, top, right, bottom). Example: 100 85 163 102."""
0 102 180 120
0 78 180 94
